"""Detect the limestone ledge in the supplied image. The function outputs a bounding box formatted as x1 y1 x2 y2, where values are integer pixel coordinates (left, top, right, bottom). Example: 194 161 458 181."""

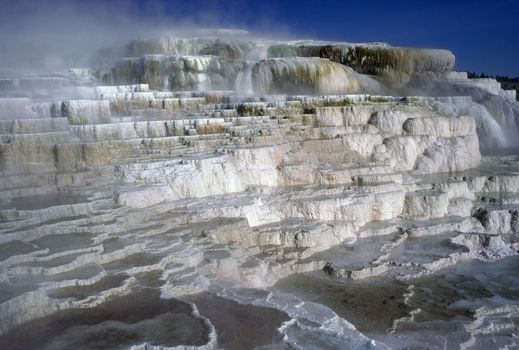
1 85 518 349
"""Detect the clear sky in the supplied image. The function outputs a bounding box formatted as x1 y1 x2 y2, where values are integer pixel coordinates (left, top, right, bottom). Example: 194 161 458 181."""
156 0 519 76
1 0 518 76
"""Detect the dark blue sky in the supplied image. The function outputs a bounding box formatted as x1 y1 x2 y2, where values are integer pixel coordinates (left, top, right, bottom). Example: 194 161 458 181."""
1 0 518 76
153 0 519 76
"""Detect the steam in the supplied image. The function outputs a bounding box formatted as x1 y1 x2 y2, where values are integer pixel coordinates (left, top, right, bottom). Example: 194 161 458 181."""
433 97 510 150
0 0 284 71
400 74 519 151
235 64 254 96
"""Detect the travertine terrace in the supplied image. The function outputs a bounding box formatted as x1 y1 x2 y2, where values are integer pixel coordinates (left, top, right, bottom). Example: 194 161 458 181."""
0 35 518 349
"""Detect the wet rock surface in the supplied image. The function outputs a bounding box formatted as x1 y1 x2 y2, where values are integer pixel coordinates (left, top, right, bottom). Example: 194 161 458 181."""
185 292 289 350
0 289 211 350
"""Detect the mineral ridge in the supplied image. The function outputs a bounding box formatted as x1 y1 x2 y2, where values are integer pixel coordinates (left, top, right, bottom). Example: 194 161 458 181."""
0 34 518 349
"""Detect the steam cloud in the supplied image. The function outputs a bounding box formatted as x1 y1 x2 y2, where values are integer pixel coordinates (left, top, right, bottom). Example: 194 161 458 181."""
0 0 296 70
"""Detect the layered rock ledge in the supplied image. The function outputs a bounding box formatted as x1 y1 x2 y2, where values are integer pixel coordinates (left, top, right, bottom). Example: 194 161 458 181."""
0 34 518 349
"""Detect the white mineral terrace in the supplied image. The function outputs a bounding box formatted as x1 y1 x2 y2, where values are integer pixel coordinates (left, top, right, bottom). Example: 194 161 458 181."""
0 36 518 350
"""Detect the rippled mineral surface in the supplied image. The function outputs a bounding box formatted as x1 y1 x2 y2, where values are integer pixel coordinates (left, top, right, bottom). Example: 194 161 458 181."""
1 33 519 349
